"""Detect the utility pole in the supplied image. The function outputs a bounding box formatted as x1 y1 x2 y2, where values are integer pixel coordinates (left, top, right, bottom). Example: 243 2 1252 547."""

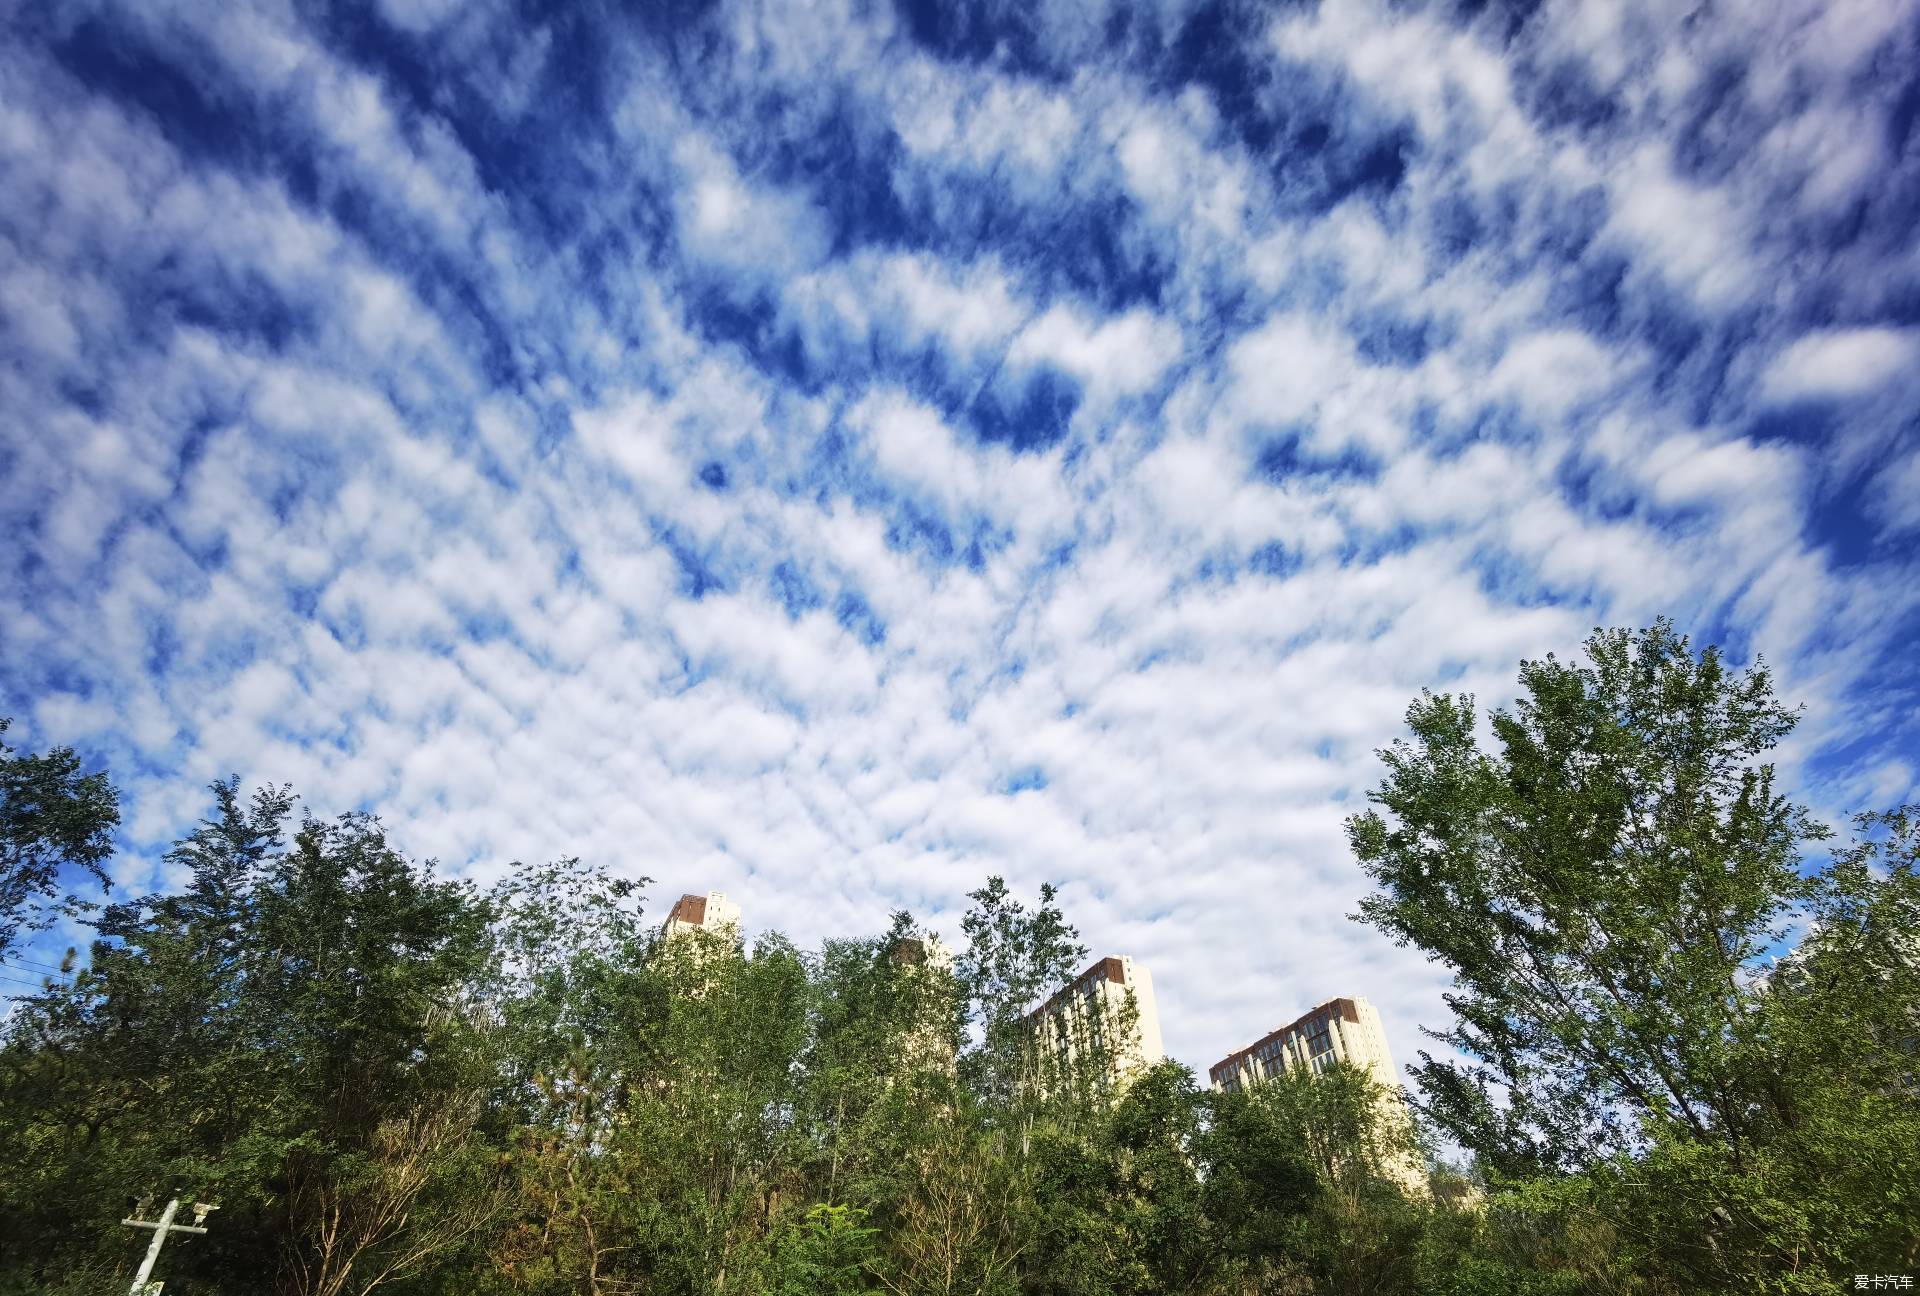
121 1196 218 1295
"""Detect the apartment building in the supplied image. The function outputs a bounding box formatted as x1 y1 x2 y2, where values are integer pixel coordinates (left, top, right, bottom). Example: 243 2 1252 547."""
1210 995 1427 1194
1209 996 1398 1093
660 890 742 943
890 933 959 1072
1027 955 1166 1090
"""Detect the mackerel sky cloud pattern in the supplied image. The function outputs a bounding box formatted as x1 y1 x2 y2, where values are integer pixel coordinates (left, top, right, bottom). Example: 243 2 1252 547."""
3 0 1919 1073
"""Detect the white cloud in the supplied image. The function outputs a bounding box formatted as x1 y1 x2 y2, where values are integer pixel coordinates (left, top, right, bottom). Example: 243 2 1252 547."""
1007 305 1184 404
1273 0 1514 144
1604 146 1757 310
1113 101 1252 240
666 592 880 714
3 0 1916 1090
575 393 691 496
848 388 1075 549
1219 314 1359 428
1869 448 1920 536
673 135 831 281
1486 329 1621 419
1763 327 1920 403
889 60 1083 185
1208 313 1411 461
782 250 1026 373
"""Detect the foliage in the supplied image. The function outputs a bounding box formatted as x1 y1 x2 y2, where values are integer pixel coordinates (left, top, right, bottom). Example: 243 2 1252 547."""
954 877 1087 1119
0 781 499 1294
1351 622 1920 1291
776 1203 879 1295
1204 1061 1428 1296
0 716 119 962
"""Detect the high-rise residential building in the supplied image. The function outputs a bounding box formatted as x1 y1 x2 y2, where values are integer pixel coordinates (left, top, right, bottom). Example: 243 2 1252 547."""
890 933 958 1072
1210 995 1427 1195
1209 996 1397 1093
660 890 742 943
1027 956 1166 1089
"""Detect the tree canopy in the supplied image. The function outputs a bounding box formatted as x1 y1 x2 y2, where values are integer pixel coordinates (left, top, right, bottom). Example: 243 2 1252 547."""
1351 622 1919 1290
0 717 119 963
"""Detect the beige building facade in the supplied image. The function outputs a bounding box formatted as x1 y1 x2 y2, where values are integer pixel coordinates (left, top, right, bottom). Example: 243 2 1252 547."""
1210 995 1427 1195
1028 955 1166 1090
890 933 959 1072
1209 995 1398 1093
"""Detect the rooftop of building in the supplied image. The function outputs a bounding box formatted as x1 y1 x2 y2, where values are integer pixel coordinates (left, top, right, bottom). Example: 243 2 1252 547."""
1026 955 1134 1022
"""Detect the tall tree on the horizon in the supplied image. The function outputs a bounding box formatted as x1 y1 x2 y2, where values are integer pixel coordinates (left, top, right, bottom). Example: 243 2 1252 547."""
1349 621 1920 1289
954 877 1087 1124
0 717 119 963
1349 621 1822 1177
0 781 503 1295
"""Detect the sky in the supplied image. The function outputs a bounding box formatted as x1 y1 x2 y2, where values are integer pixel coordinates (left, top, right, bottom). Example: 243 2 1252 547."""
3 0 1919 1079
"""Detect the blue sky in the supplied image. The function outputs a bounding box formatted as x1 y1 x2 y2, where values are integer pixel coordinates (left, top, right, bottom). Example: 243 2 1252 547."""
3 0 1919 1076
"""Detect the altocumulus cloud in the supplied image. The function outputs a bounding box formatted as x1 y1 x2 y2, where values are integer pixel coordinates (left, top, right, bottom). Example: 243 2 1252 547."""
3 0 1919 1077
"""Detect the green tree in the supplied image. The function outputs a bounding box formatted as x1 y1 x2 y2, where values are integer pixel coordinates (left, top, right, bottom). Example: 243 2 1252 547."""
0 781 296 1289
0 782 501 1295
481 856 656 1293
1349 621 1823 1179
1410 1174 1637 1296
954 878 1087 1122
494 893 812 1295
256 809 503 1295
1349 622 1920 1292
1203 1061 1426 1296
870 1108 1027 1296
1024 1061 1215 1296
800 914 962 1209
867 878 1096 1296
1606 805 1920 1286
0 717 119 962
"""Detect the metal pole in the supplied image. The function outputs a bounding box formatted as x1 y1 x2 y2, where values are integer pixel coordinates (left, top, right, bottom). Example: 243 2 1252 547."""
128 1197 178 1295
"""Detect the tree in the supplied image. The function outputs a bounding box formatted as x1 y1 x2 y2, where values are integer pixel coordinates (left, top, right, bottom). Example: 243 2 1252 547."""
865 878 1091 1296
873 1111 1026 1296
257 810 503 1294
0 782 501 1295
1349 621 1823 1179
1203 1062 1425 1296
799 914 962 1208
953 877 1086 1125
0 718 119 962
1605 805 1920 1287
0 781 296 1289
482 857 656 1294
1348 622 1920 1292
284 1092 506 1296
1026 1060 1215 1296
